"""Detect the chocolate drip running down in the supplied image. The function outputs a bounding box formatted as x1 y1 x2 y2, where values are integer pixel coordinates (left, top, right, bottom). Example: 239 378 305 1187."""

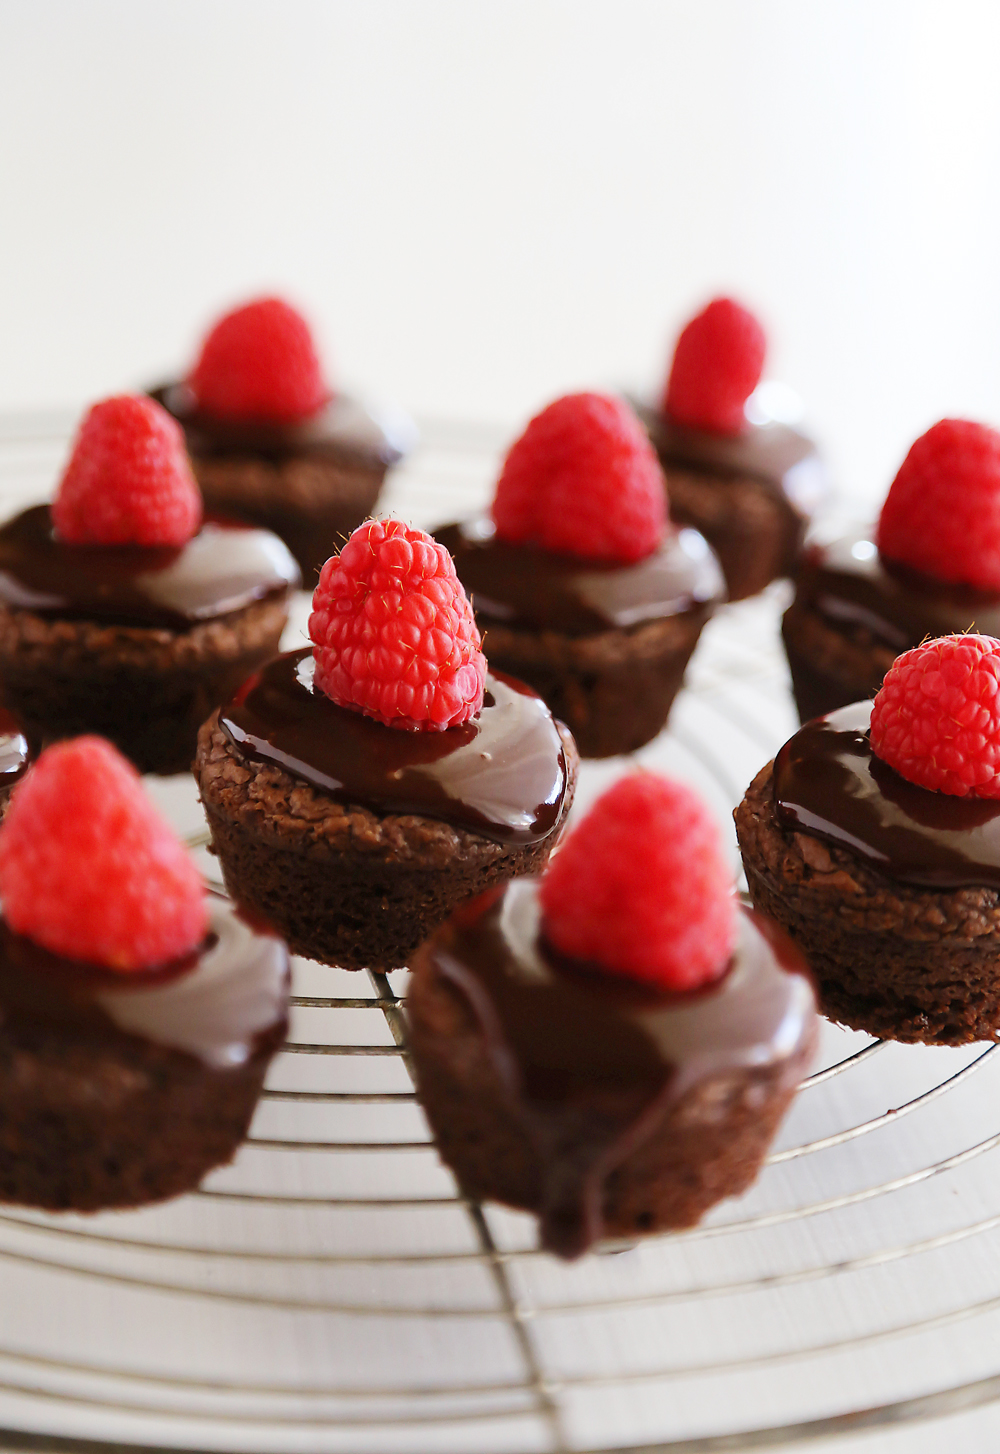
774 702 1000 889
427 883 814 1257
0 898 289 1070
220 650 570 846
151 382 410 468
793 525 1000 652
435 519 724 635
0 506 300 630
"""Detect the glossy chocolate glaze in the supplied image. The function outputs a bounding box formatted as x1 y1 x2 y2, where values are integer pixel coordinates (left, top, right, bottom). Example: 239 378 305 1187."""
428 882 814 1257
151 382 408 467
0 505 300 630
636 401 827 517
435 519 725 635
774 702 1000 888
795 524 1000 652
0 898 289 1069
0 708 30 790
220 650 570 845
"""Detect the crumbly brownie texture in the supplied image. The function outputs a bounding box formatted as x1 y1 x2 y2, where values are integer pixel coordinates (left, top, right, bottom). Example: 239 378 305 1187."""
781 596 895 723
662 462 802 602
195 716 579 970
479 612 707 760
0 1017 276 1211
192 455 387 584
407 952 816 1239
0 598 288 776
736 762 1000 1044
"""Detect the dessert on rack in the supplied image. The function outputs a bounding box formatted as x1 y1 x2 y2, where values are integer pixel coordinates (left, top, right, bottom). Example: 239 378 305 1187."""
638 297 827 601
737 633 1000 1044
196 518 577 971
0 737 288 1211
783 418 1000 722
409 772 817 1258
0 394 299 774
437 392 724 758
152 296 412 581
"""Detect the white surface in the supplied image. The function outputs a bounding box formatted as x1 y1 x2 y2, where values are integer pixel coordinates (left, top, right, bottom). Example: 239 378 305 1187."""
2 0 1000 512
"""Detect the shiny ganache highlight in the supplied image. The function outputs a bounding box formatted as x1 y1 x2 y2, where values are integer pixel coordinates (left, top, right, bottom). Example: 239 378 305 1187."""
0 897 288 1070
220 650 570 845
435 518 724 635
423 882 814 1257
0 505 300 630
0 708 30 792
793 525 1000 653
774 702 1000 888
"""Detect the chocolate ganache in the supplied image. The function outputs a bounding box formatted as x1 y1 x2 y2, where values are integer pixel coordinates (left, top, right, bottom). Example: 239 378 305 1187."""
0 897 289 1069
794 524 1000 652
151 383 410 468
774 702 1000 889
425 882 814 1257
435 519 725 635
635 402 828 517
0 505 300 630
0 709 30 791
220 650 570 845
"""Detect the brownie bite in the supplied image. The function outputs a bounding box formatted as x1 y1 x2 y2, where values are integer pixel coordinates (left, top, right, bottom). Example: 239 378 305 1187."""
152 297 412 583
639 297 827 601
408 778 816 1258
736 687 1000 1044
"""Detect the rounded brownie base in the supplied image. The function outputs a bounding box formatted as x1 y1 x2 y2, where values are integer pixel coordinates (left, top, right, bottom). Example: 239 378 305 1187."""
407 951 815 1253
194 716 579 971
661 463 803 602
478 611 709 760
192 455 387 585
782 598 895 724
0 598 290 776
736 761 1000 1044
0 1019 278 1212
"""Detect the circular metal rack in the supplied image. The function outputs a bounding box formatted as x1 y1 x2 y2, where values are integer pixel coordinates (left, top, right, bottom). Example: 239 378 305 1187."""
0 413 998 1453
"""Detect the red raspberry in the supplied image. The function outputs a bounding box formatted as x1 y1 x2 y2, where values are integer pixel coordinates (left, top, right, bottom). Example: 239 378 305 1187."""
52 395 202 547
877 420 1000 592
870 634 1000 797
188 297 329 422
662 297 766 436
492 393 666 563
309 519 486 731
0 738 208 972
539 773 736 990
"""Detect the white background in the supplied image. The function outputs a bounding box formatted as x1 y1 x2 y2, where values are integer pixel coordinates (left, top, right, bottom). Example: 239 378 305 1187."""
2 0 1000 509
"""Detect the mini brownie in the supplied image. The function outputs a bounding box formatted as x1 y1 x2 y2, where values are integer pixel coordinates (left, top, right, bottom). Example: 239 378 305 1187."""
736 700 1000 1044
0 895 288 1211
195 652 577 970
408 882 817 1258
152 382 409 583
436 518 723 758
0 505 299 774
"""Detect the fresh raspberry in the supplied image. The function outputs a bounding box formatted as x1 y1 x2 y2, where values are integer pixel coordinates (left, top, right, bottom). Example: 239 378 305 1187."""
877 420 1000 592
188 296 329 422
52 395 202 547
870 634 1000 797
492 393 666 563
662 297 766 436
0 738 208 972
309 519 486 731
539 773 736 990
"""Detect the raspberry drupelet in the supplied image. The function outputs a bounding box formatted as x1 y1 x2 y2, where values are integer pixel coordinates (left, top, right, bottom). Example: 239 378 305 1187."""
737 632 1000 1044
195 518 578 972
408 770 816 1258
437 392 725 758
0 736 289 1213
782 418 1000 725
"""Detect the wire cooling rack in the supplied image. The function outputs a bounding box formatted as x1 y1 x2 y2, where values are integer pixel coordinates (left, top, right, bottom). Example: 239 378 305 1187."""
1 414 1000 1453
